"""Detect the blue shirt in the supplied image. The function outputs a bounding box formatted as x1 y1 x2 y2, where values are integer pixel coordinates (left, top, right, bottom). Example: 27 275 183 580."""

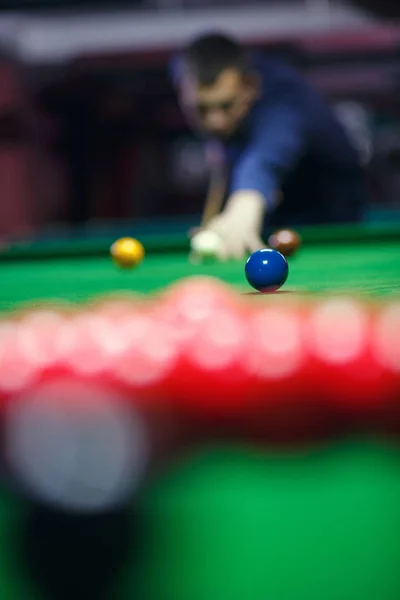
170 52 361 212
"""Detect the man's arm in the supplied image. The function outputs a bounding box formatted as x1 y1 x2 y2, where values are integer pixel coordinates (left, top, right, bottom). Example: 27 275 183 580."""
205 93 307 259
229 92 307 211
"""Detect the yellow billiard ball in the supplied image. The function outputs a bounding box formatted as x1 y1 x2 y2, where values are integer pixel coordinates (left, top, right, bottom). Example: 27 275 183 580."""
110 237 145 268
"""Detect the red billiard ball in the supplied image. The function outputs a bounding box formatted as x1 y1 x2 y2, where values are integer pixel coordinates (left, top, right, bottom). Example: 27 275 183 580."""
268 229 301 258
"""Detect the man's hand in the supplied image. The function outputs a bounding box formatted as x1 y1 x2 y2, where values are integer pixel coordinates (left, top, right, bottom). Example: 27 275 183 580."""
205 191 266 260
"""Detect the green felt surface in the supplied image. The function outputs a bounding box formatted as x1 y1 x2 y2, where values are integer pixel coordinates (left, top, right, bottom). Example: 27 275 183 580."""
0 224 400 600
129 440 400 600
0 240 400 312
2 441 400 600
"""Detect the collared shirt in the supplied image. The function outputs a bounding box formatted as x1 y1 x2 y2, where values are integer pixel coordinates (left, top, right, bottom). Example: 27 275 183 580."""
170 51 361 211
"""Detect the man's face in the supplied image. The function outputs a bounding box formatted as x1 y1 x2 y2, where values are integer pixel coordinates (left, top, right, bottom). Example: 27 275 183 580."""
180 68 258 138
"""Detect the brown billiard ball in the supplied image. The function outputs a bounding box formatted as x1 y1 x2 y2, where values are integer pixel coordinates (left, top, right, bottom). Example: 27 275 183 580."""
268 229 301 257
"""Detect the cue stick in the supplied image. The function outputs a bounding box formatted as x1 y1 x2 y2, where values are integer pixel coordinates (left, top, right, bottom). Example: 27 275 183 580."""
188 168 226 261
200 169 226 228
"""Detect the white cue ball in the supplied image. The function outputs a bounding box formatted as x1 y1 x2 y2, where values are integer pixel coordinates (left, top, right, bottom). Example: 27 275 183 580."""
190 231 222 259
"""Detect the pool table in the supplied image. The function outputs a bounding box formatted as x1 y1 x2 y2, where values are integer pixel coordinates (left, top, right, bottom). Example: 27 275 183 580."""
0 222 400 600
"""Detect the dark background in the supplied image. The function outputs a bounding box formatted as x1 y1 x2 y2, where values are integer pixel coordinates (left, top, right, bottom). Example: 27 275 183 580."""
35 35 400 224
0 2 399 237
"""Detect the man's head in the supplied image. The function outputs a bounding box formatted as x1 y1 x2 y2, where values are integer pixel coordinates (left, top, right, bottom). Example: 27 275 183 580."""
178 33 259 138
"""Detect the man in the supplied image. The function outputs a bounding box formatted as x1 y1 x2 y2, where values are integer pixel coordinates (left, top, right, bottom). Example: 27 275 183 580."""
170 33 366 260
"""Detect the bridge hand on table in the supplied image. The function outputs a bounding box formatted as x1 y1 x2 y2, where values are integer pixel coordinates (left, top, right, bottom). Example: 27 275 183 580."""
189 192 266 262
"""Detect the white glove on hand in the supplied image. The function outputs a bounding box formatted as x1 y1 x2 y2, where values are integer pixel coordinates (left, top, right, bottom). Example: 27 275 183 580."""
206 191 266 260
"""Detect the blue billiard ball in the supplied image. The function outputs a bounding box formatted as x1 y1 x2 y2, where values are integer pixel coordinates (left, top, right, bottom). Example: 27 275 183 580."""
245 248 289 292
